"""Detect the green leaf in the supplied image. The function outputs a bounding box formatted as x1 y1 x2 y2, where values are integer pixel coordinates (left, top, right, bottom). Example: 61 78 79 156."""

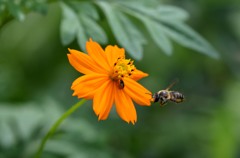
140 17 172 55
60 2 107 52
117 3 172 55
96 1 146 60
0 121 15 148
79 15 108 44
60 2 78 45
75 16 87 50
161 21 220 59
30 2 48 15
0 103 44 141
7 1 25 21
118 2 188 22
75 13 108 51
156 5 189 21
118 1 219 58
70 2 99 20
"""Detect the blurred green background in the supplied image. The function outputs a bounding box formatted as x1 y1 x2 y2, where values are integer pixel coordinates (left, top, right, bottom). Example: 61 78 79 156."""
0 0 240 158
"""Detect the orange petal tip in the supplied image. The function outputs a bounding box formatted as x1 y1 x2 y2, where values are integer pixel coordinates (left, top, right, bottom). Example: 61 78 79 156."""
68 48 74 53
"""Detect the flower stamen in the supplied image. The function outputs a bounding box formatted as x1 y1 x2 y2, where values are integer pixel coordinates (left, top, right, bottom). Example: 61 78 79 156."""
111 57 136 81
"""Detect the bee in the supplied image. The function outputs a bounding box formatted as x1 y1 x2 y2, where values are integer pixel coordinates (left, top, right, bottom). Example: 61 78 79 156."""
151 81 185 106
117 79 124 89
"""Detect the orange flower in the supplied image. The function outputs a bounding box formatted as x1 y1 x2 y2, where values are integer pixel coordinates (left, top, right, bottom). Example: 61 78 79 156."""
67 39 151 124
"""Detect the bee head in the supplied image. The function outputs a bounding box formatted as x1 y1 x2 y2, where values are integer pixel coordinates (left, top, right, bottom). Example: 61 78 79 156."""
152 93 160 102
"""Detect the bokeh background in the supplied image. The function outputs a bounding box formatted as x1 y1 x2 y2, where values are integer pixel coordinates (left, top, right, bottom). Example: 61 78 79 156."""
1 0 240 158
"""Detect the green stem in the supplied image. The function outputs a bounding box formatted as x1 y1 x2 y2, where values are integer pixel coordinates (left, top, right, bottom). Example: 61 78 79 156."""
34 99 87 158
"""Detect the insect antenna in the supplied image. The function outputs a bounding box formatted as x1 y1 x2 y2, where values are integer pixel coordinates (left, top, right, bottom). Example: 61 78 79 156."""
145 92 152 96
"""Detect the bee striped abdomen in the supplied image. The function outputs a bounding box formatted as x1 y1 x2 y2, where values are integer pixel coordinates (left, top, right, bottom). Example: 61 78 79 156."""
169 91 185 103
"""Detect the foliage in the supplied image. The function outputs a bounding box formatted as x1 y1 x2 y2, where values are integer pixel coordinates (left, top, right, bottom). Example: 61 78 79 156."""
0 0 240 158
0 0 47 22
0 98 111 158
1 0 219 60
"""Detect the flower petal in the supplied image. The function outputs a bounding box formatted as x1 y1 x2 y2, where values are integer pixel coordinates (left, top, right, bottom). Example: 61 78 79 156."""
115 84 137 124
68 48 105 74
86 39 110 71
93 80 114 120
72 73 108 99
124 78 152 106
131 69 149 81
105 45 125 67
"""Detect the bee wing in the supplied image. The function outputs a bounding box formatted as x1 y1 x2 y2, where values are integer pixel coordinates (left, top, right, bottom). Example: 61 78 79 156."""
166 79 179 90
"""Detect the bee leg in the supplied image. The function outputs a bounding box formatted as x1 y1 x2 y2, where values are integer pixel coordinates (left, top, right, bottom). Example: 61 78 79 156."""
159 97 168 107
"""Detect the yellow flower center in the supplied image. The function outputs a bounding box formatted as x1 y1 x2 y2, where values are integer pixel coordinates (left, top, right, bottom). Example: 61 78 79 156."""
111 57 136 80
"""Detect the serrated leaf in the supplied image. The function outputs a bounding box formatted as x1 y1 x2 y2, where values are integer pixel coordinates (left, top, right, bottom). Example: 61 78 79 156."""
75 5 108 50
70 2 99 20
118 1 219 58
60 2 78 45
80 15 107 44
96 1 146 60
60 2 87 50
121 0 160 7
142 17 172 55
76 16 88 51
161 21 220 59
118 1 159 21
60 2 106 51
156 5 189 21
119 2 188 22
117 3 172 55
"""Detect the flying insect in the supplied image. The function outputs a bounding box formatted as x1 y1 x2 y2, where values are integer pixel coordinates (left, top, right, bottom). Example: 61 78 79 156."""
151 81 185 106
